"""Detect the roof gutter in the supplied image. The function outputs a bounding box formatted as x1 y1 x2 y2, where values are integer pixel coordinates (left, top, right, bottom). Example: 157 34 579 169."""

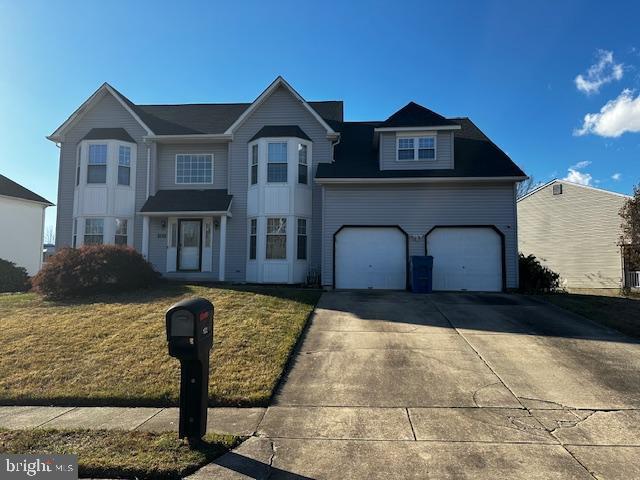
316 176 528 185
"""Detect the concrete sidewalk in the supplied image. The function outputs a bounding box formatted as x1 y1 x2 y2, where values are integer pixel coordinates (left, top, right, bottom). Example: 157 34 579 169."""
0 406 265 436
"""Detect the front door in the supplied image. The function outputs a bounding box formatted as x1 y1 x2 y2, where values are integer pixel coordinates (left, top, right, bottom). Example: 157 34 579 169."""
178 219 202 271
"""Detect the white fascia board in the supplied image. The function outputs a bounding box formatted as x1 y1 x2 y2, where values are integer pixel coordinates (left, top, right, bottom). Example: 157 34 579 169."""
374 125 461 133
517 178 632 202
144 134 233 143
47 83 154 143
141 210 232 217
316 176 527 185
224 76 337 136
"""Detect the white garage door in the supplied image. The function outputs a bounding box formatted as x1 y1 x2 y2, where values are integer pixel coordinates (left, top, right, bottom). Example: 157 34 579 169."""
427 227 502 292
335 227 406 289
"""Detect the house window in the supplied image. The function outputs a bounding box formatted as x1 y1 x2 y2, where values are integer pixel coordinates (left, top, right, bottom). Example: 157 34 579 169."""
266 217 286 259
267 142 287 183
87 144 107 183
249 219 257 260
76 146 81 186
72 218 78 248
297 218 307 260
115 218 128 246
397 136 436 161
250 144 258 185
84 218 104 245
118 146 131 185
176 154 213 184
553 184 563 195
298 144 308 184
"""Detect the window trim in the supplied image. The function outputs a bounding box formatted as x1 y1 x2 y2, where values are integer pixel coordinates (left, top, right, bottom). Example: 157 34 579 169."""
117 145 132 186
296 218 308 261
250 144 259 186
396 134 437 162
267 142 288 184
83 217 105 245
174 153 214 185
87 143 108 184
115 218 128 246
297 143 309 185
266 217 287 260
249 218 257 260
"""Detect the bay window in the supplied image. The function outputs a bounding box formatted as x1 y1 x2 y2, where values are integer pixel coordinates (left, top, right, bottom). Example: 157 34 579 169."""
84 218 104 245
118 146 131 185
298 144 308 184
249 219 257 260
266 218 286 259
267 142 287 182
297 219 307 260
87 144 107 183
115 218 128 246
250 144 258 185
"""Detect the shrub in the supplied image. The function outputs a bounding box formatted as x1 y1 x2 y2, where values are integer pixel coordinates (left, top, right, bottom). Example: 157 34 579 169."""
519 253 561 293
32 245 160 299
0 258 30 293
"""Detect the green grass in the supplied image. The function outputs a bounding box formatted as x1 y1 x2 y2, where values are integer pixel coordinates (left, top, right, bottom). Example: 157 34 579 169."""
0 428 241 480
541 291 640 338
0 284 320 406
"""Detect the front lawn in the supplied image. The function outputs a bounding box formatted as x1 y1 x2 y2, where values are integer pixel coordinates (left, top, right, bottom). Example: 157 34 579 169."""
0 428 240 480
0 284 320 406
540 291 640 338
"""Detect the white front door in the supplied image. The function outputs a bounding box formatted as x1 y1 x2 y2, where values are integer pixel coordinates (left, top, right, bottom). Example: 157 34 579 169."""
335 227 406 289
178 220 201 271
427 227 502 292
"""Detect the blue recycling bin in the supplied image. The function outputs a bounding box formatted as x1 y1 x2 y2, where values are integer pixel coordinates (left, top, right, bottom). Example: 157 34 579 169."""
410 256 433 293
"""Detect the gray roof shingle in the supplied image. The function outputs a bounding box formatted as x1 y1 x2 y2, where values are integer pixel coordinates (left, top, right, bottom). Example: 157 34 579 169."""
250 125 311 142
0 174 53 205
140 189 233 213
82 128 135 142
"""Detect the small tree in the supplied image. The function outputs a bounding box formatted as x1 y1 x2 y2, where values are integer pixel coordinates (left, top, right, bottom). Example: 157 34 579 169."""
620 182 640 273
516 176 539 199
44 225 56 245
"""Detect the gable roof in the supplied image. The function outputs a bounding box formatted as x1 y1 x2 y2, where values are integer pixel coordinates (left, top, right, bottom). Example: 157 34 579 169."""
0 174 53 205
48 80 343 140
518 179 632 202
377 102 459 129
316 117 526 180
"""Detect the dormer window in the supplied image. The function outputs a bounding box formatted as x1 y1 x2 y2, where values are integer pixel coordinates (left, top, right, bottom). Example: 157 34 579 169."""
397 135 436 161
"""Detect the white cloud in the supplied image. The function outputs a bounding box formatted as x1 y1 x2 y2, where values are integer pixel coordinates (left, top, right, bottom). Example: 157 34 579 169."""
574 89 640 137
612 172 622 181
575 49 624 95
564 168 593 185
571 160 592 169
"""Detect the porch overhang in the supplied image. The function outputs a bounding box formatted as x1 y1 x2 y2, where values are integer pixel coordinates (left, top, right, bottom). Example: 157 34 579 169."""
140 189 233 217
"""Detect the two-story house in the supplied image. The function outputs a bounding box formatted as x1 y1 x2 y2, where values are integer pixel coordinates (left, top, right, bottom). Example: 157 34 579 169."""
49 77 526 291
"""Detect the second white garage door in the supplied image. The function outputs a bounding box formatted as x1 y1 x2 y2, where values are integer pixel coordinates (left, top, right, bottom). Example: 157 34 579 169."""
427 227 502 292
335 227 406 289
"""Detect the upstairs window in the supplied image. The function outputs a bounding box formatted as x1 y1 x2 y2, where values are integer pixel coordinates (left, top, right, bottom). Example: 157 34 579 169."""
397 136 436 161
76 146 81 186
87 144 107 183
115 218 128 246
250 144 258 185
84 218 104 245
298 144 308 184
266 217 286 259
118 146 131 185
267 142 287 183
176 154 213 184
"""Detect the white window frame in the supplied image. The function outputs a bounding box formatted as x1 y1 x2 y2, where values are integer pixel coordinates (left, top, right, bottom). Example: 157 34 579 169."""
115 218 128 246
266 217 287 260
396 134 437 162
118 145 132 186
296 218 308 261
267 142 288 184
297 143 309 185
250 144 259 186
84 218 105 245
175 153 214 185
248 218 257 260
87 143 108 184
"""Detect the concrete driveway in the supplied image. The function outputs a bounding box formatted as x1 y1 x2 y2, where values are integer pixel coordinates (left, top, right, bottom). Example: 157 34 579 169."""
195 291 640 479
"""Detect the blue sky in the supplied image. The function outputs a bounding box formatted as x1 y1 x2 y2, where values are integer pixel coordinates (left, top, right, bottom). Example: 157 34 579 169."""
1 0 639 234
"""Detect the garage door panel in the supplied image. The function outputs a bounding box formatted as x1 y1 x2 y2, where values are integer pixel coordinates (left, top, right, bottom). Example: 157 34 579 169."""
427 227 502 292
335 227 406 289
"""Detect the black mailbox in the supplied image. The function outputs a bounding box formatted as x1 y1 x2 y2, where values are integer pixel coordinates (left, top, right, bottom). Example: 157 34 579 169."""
166 297 213 444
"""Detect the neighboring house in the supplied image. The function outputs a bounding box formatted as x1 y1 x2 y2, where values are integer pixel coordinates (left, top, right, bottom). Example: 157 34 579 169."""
518 179 636 289
0 174 54 275
48 77 525 291
43 243 56 262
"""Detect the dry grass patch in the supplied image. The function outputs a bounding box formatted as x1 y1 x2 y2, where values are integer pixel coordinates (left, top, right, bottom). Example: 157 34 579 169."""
0 284 320 406
0 428 240 480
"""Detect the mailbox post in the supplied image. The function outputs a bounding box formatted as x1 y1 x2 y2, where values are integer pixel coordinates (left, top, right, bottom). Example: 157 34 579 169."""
165 297 214 445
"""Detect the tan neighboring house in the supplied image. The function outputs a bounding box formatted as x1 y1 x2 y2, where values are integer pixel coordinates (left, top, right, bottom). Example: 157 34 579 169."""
0 174 54 276
518 179 637 290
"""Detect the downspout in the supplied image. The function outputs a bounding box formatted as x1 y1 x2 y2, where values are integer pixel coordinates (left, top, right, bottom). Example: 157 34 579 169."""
330 135 341 163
